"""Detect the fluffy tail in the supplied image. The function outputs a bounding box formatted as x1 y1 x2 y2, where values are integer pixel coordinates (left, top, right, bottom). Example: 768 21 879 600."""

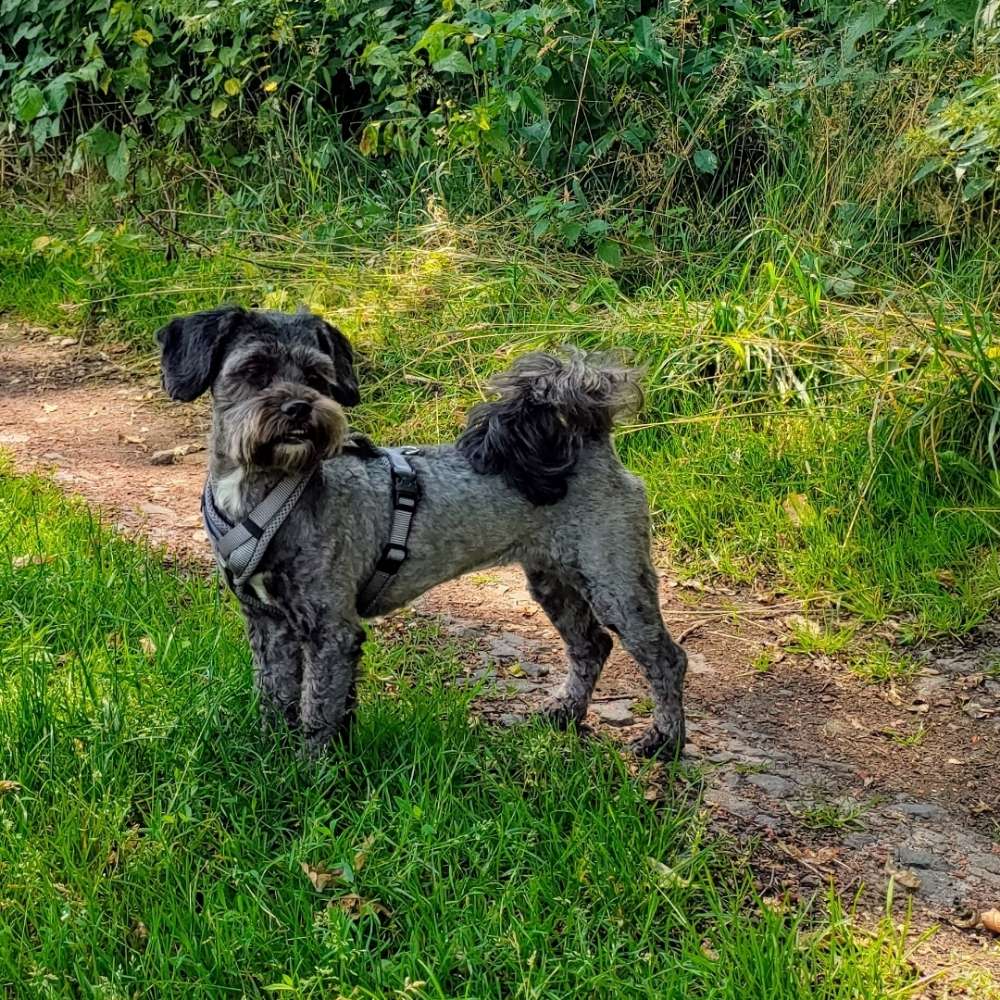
456 350 643 505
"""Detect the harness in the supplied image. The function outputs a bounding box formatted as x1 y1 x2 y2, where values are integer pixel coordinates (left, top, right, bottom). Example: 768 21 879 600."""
201 446 421 615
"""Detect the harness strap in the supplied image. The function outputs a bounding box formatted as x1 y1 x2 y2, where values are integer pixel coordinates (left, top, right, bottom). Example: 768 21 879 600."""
201 446 421 615
202 469 313 603
357 447 420 615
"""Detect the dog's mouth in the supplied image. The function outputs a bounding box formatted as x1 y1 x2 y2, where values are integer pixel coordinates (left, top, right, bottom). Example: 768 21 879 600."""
276 427 310 444
232 393 349 472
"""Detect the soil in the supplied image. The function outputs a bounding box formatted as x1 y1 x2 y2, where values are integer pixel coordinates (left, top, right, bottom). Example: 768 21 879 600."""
3 322 1000 992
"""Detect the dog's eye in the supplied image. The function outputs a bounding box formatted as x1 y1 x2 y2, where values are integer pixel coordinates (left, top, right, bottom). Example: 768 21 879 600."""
306 374 334 396
233 358 275 387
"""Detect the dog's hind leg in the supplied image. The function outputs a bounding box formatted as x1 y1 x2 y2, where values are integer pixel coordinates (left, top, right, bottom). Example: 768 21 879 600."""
583 560 687 759
524 566 613 728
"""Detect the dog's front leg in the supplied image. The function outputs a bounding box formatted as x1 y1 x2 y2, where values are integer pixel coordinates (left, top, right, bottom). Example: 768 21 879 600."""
246 609 304 733
300 613 365 755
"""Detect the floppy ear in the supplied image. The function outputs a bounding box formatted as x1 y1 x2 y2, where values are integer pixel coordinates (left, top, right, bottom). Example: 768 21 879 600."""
316 321 360 407
156 307 247 401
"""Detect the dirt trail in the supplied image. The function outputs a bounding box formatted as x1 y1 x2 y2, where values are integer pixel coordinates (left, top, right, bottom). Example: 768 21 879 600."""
3 325 1000 987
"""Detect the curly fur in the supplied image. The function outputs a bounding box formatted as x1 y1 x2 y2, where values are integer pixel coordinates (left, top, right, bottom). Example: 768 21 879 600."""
457 351 643 505
157 309 686 761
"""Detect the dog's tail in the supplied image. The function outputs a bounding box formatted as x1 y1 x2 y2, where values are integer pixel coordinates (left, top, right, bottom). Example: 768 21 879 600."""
456 349 643 506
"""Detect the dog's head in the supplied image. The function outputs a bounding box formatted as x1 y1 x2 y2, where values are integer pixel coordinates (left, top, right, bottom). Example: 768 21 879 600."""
156 306 358 473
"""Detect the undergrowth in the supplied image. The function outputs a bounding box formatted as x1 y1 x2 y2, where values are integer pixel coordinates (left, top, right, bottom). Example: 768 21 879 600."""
2 201 998 639
0 461 922 997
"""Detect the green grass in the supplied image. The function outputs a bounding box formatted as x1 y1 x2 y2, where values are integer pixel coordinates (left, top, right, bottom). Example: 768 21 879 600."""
2 196 1000 640
0 462 924 998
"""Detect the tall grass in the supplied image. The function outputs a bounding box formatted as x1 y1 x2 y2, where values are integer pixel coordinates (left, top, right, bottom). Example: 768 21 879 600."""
1 199 998 638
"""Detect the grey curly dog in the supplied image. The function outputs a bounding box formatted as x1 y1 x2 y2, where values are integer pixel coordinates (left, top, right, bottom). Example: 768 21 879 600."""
156 306 687 757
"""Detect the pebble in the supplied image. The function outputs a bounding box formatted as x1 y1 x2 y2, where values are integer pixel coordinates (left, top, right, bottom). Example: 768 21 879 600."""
747 773 794 798
892 801 945 819
591 700 634 726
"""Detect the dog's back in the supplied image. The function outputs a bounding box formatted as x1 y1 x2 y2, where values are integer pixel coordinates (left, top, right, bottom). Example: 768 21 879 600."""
456 351 642 505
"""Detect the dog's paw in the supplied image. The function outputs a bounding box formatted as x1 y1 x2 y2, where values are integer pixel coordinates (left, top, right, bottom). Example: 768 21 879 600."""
628 719 685 760
535 694 587 730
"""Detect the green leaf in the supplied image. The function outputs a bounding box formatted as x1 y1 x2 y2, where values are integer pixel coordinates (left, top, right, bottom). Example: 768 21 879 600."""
519 86 545 117
962 175 994 202
596 240 622 266
432 50 473 75
911 156 945 184
43 75 73 115
105 134 129 184
841 3 887 63
11 82 46 123
693 149 718 175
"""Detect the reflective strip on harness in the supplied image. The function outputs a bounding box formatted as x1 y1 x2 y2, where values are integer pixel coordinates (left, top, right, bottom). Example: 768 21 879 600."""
202 469 314 604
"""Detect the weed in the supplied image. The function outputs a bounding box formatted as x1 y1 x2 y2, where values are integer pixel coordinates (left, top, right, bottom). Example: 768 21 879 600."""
850 644 921 684
786 619 858 657
632 696 654 718
751 649 778 674
795 798 868 833
882 725 927 748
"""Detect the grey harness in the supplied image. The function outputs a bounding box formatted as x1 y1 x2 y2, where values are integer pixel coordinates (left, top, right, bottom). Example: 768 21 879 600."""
202 447 420 614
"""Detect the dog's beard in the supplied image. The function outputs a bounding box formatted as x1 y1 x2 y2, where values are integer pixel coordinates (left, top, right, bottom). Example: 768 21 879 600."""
225 394 348 473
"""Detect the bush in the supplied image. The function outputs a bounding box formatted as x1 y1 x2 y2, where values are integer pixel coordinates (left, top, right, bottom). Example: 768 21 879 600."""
0 1 989 252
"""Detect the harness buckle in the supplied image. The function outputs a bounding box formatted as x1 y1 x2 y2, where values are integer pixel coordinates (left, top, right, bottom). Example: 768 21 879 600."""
394 473 420 504
376 544 408 573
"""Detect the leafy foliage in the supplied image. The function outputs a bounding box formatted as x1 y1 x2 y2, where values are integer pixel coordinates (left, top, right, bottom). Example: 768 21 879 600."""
0 0 990 256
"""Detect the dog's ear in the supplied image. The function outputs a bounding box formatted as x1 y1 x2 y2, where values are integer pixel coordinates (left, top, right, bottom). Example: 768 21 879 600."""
316 321 360 407
156 307 247 401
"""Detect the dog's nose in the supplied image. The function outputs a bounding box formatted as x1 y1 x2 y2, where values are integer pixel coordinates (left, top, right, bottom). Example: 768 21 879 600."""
281 399 312 422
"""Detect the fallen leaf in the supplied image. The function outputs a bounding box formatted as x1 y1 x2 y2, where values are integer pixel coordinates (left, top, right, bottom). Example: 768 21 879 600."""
951 908 981 930
647 857 691 889
981 909 1000 934
42 403 58 413
885 861 921 892
963 700 993 720
129 920 149 950
331 893 391 920
784 614 821 637
353 834 375 873
0 780 22 795
139 636 157 660
301 861 343 892
782 492 815 527
971 800 994 815
12 554 53 569
700 939 719 961
300 860 350 892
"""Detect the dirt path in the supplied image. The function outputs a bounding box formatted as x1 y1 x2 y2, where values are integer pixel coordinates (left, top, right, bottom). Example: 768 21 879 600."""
3 325 999 989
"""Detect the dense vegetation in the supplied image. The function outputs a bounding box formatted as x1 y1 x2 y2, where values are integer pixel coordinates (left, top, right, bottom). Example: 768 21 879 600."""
1 1 999 635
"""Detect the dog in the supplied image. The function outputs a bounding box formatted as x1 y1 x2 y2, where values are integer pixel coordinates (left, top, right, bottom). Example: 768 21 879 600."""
156 306 687 757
